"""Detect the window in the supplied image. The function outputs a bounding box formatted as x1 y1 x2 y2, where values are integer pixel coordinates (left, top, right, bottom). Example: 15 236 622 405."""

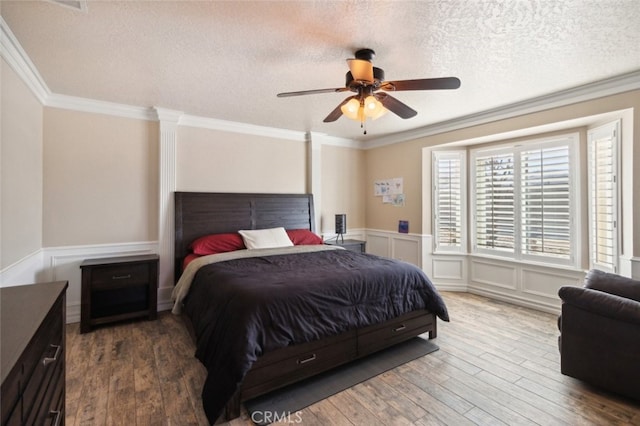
588 121 619 272
474 150 515 253
433 151 466 253
471 134 579 266
520 144 571 259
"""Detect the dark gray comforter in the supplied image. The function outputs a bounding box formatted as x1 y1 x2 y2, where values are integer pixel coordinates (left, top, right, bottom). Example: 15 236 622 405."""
181 248 449 423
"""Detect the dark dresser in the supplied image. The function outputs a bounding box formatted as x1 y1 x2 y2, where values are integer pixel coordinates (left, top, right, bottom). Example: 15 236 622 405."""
1 281 68 426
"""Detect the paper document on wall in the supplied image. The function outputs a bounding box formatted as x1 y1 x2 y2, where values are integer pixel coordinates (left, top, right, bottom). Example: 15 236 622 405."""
374 177 403 196
383 194 405 206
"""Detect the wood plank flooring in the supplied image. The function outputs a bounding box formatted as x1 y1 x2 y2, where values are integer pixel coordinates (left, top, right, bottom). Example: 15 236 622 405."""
65 292 640 425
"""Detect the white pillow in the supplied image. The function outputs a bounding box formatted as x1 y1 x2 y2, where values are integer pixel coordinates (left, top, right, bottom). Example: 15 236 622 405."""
238 227 294 249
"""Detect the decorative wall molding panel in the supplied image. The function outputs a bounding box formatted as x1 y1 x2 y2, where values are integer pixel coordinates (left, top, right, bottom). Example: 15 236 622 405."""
619 256 640 280
470 259 518 291
468 256 584 314
631 257 640 280
432 258 465 280
1 231 627 323
366 230 587 313
365 229 424 267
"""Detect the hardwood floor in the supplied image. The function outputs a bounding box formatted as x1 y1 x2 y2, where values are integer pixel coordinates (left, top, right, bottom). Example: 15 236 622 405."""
65 292 640 425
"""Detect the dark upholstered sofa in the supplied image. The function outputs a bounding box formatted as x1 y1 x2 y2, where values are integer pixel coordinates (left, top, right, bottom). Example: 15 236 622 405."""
558 269 640 400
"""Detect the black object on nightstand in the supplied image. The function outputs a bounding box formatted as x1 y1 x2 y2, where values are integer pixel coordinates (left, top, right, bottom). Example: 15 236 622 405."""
325 239 366 253
80 254 159 333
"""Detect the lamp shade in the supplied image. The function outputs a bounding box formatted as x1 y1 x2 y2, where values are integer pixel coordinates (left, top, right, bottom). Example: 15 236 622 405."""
340 98 361 120
363 95 387 120
335 214 347 235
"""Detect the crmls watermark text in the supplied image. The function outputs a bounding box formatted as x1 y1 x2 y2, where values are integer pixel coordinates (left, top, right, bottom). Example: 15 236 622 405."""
250 410 303 424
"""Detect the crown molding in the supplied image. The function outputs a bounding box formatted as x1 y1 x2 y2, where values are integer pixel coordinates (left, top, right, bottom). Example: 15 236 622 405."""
4 14 638 149
365 69 640 149
153 107 183 124
309 132 362 149
46 93 157 120
0 16 50 104
178 114 308 142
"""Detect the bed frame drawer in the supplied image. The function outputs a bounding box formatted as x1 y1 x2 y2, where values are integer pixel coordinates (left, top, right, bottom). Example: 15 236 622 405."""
357 310 434 356
242 330 357 399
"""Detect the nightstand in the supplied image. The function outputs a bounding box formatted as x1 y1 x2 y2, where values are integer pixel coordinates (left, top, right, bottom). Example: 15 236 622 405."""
325 239 366 253
80 254 159 333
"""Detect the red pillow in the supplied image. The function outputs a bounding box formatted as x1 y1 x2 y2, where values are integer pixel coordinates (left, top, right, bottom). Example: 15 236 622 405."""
286 229 323 245
182 253 202 270
189 233 245 255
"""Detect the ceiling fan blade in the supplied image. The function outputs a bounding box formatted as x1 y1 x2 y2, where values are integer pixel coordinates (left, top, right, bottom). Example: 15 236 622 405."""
380 77 461 91
277 87 349 97
323 96 356 122
376 93 417 119
347 58 374 83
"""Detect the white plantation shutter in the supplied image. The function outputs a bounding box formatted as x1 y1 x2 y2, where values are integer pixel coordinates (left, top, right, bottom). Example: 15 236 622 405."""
520 145 571 259
474 152 515 253
433 152 465 252
471 134 578 266
588 122 619 272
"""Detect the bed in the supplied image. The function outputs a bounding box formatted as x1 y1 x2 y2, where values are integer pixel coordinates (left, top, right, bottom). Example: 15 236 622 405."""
172 192 449 423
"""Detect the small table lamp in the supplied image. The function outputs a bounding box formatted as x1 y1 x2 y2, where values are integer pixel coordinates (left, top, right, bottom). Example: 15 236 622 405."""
335 214 346 244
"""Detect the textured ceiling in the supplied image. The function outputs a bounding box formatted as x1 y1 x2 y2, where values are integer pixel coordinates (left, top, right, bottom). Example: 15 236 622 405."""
2 0 640 141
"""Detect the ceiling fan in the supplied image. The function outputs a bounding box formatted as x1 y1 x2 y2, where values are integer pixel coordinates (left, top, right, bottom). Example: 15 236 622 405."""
277 48 461 133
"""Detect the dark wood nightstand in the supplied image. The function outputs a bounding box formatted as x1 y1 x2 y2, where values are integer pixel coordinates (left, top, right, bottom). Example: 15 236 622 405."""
80 254 159 333
325 239 366 253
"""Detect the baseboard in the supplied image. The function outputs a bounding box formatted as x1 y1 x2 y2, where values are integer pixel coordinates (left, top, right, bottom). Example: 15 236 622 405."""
434 283 469 292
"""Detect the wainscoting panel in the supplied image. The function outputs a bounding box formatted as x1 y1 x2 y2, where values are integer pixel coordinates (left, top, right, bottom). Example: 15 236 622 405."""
366 232 392 258
634 257 640 279
433 258 465 280
468 256 586 314
365 230 424 268
521 267 583 298
470 259 518 290
391 237 420 266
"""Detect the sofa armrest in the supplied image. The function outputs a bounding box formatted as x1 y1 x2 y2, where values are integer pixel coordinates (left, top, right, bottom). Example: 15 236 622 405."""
583 269 640 302
558 286 640 325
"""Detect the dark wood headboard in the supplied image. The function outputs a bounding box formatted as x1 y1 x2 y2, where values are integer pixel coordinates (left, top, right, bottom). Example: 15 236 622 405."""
174 192 316 282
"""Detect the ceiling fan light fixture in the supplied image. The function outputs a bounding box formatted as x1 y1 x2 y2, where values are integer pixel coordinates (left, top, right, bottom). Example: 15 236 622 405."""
340 98 361 120
277 48 460 133
363 95 387 120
